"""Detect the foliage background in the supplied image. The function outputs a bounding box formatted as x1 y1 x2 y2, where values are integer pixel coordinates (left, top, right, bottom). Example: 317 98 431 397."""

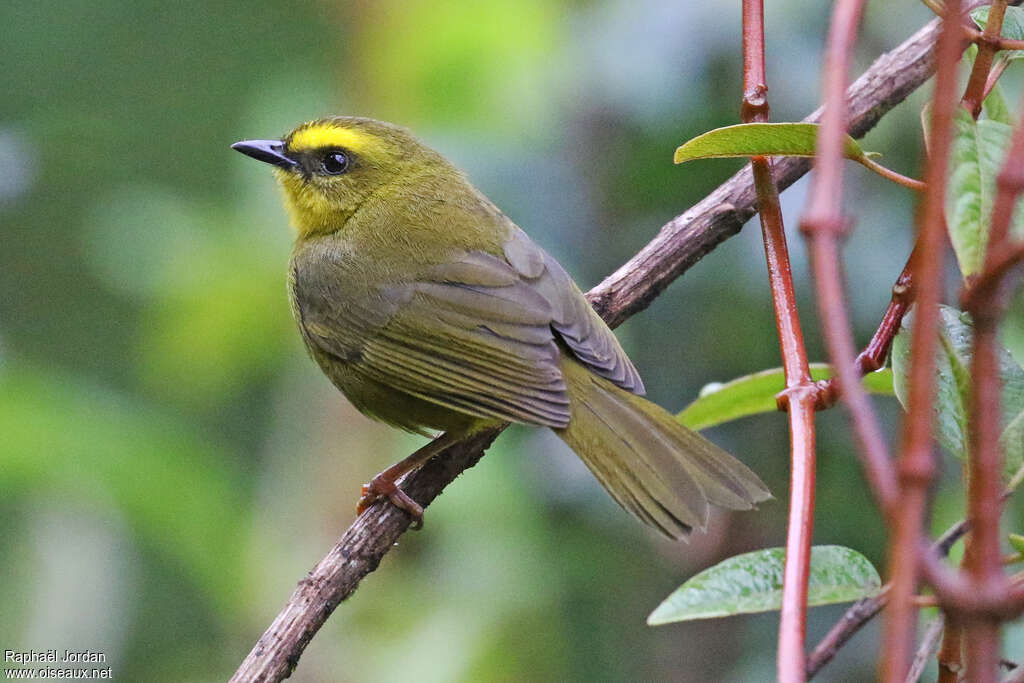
1 1 1021 681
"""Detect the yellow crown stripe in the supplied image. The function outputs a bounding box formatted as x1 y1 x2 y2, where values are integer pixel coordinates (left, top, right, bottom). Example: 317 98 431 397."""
288 124 380 156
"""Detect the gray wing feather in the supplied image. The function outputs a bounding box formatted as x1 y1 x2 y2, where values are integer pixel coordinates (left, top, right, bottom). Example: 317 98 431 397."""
502 228 645 395
298 226 643 430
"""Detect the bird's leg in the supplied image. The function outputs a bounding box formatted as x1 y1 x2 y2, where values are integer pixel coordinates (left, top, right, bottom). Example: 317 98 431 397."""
355 431 459 528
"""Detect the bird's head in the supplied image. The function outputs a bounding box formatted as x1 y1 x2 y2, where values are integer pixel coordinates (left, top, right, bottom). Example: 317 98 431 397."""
233 117 437 237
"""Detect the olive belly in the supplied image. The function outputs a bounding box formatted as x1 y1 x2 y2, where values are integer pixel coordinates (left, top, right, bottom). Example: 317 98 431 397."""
309 343 496 436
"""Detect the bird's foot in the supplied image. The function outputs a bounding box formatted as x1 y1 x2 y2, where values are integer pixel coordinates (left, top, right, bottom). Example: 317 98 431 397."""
356 476 424 529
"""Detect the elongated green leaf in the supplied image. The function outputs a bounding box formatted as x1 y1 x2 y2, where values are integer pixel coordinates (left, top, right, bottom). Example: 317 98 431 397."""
647 545 881 625
982 81 1013 125
678 363 894 431
972 6 1024 61
1005 286 1024 366
891 305 1024 478
946 107 1024 277
1005 412 1024 478
674 123 867 164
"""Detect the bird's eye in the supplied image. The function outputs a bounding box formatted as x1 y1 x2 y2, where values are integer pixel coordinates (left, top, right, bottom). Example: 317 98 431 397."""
320 151 350 175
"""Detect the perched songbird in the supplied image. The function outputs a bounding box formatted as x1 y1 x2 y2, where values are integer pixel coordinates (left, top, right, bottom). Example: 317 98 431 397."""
233 117 769 539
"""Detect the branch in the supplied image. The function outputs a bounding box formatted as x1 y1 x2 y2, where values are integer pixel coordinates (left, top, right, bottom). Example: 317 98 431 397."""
962 0 1009 116
740 2 818 680
230 15 960 683
906 616 947 683
964 25 1024 52
879 0 964 677
587 16 946 328
806 515 971 678
959 96 1024 683
814 245 916 410
937 616 964 683
799 0 899 531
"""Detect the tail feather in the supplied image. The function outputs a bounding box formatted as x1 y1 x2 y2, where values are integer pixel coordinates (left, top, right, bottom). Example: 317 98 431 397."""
555 359 770 540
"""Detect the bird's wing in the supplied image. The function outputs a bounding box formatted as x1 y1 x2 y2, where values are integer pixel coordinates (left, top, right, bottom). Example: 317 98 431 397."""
500 228 644 395
299 227 642 429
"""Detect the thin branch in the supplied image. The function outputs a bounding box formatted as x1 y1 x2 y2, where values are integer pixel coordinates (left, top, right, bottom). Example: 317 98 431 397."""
809 461 1024 680
964 25 1024 52
806 589 889 680
228 429 501 683
588 17 951 329
906 616 947 683
940 490 968 683
741 2 818 680
806 516 970 678
230 15 967 683
799 0 900 528
919 548 1024 618
962 0 1009 117
966 242 1024 303
814 245 917 410
937 615 963 683
959 99 1024 683
880 0 964 677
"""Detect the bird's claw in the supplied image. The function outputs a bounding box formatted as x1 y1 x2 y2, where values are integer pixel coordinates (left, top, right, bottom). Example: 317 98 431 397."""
356 477 424 529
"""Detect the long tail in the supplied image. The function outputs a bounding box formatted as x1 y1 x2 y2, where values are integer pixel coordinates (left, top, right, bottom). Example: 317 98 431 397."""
555 358 771 540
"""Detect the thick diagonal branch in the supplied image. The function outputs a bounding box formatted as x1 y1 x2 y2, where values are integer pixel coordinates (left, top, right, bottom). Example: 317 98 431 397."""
230 16 951 683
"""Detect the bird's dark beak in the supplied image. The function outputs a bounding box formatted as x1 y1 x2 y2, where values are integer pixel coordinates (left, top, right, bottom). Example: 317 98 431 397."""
231 139 297 169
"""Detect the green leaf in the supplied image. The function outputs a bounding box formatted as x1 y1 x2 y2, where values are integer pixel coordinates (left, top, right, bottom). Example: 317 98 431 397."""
1010 534 1024 555
946 107 1024 277
673 123 868 164
972 6 1024 61
1005 285 1024 366
982 81 1013 125
678 363 894 431
647 545 881 625
891 305 1024 478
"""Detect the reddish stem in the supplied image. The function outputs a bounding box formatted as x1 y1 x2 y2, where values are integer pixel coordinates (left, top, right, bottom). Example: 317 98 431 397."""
964 26 1024 53
879 0 963 679
777 395 816 682
798 0 899 519
742 2 817 679
936 617 964 683
959 103 1024 683
814 246 916 409
882 3 965 679
962 0 1008 117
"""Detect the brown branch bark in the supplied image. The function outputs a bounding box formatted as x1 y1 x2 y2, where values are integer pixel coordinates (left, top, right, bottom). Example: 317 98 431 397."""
230 15 959 683
587 17 945 328
907 616 947 683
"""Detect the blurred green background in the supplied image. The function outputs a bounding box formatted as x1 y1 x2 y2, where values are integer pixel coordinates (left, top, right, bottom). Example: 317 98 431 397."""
2 1 1020 681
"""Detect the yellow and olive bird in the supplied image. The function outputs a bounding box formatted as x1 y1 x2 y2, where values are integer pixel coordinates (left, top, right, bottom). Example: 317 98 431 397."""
233 117 769 539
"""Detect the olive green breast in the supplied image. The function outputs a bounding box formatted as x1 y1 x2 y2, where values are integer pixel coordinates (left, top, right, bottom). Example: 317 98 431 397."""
285 169 513 435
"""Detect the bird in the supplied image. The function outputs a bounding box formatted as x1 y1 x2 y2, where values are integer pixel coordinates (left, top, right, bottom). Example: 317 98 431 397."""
232 117 769 539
